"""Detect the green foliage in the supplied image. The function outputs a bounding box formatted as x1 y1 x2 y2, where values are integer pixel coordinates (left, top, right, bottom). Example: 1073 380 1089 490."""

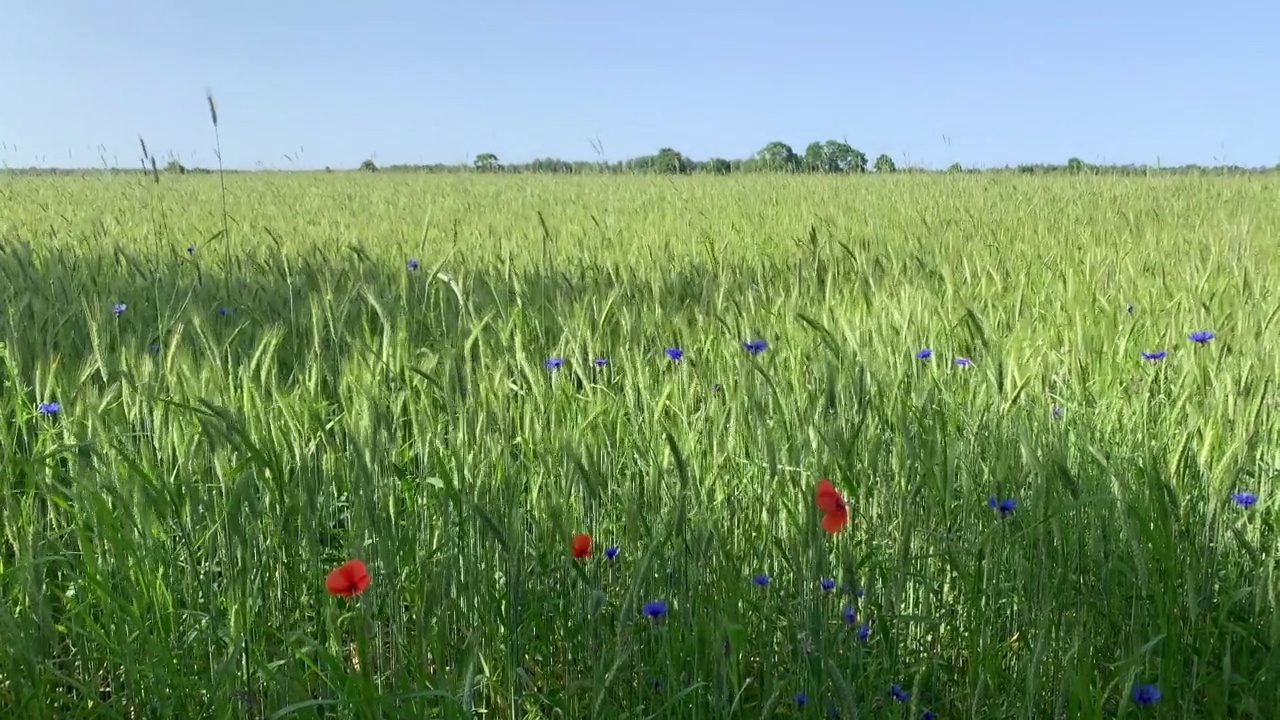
754 141 800 172
801 140 866 173
704 157 732 175
1066 157 1101 175
0 173 1278 718
656 148 690 174
473 153 501 172
4 151 1273 178
802 141 827 172
873 154 897 173
618 148 695 175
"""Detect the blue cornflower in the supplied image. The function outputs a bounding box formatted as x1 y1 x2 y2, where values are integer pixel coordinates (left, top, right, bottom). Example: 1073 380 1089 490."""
916 348 932 360
1231 491 1258 508
1141 350 1167 361
923 712 937 720
148 342 161 354
1051 405 1063 420
841 605 856 624
593 357 608 367
954 357 971 367
604 545 619 560
545 357 564 372
889 684 910 703
37 401 61 415
1126 303 1135 313
743 338 768 355
820 577 835 592
794 692 807 708
664 347 683 362
407 258 420 271
112 303 127 316
642 599 667 619
710 383 722 393
856 621 870 642
216 307 229 316
752 573 769 586
186 245 195 254
988 496 1016 516
1131 683 1161 706
1188 330 1214 345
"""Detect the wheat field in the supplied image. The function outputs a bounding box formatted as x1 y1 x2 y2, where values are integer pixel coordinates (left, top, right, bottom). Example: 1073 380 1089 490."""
1 171 1277 719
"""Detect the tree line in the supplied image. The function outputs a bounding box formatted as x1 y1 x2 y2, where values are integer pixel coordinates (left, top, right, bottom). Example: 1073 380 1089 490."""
372 141 1274 176
2 138 1274 177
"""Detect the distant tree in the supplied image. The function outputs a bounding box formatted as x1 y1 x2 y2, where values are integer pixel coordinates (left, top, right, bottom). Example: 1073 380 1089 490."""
474 153 501 172
528 157 574 174
360 159 379 172
164 159 187 174
755 141 799 172
800 140 867 173
873 154 897 173
947 162 964 173
822 141 867 173
704 157 732 175
653 147 691 174
802 142 833 173
1065 157 1098 175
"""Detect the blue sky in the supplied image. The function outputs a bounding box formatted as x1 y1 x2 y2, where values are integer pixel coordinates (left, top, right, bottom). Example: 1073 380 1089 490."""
2 0 1276 170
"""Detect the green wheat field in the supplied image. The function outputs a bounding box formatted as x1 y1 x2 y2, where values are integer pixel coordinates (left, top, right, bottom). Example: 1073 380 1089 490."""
1 172 1278 719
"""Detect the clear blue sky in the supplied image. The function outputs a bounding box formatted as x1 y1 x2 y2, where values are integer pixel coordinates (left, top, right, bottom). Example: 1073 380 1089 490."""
2 0 1276 170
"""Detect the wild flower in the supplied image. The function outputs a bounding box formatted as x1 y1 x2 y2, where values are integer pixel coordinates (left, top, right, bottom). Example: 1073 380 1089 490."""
571 533 591 559
1131 683 1161 706
325 559 370 597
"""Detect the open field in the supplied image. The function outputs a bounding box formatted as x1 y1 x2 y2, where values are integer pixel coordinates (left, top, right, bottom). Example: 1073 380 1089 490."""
1 172 1279 718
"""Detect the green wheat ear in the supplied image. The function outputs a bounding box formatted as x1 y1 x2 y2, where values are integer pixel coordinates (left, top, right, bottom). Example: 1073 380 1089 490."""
205 89 219 128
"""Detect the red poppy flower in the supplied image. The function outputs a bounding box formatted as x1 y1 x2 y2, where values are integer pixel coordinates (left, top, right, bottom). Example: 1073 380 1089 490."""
815 478 848 534
325 559 371 597
572 533 592 559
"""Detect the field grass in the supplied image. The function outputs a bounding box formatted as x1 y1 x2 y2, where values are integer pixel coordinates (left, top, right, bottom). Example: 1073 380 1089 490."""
1 171 1278 719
